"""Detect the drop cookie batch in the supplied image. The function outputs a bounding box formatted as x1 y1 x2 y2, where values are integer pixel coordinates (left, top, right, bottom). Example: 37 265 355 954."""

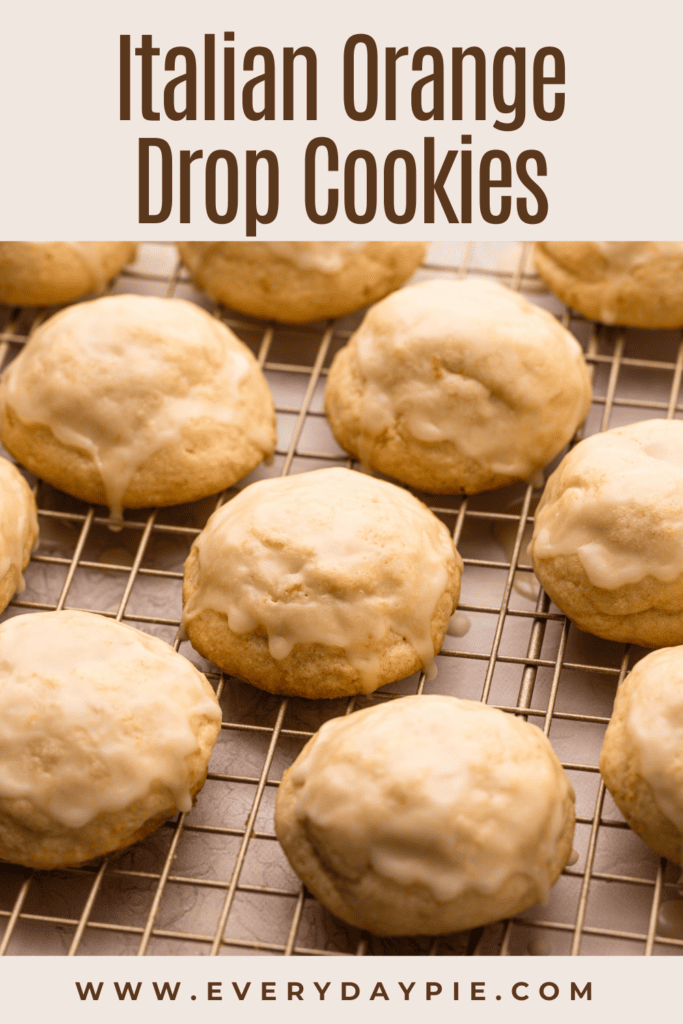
0 239 681 953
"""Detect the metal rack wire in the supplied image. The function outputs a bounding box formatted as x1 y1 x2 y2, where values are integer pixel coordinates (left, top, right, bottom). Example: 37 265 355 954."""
0 240 681 957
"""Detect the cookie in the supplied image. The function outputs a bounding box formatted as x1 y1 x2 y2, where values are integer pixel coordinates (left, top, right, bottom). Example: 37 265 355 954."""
535 242 683 328
0 294 277 522
177 241 428 323
275 695 575 936
0 242 136 306
0 459 38 613
182 467 462 698
529 419 683 646
0 610 222 869
325 278 592 494
600 646 683 864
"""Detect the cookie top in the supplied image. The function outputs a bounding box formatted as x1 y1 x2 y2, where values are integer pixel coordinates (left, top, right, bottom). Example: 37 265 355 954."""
0 294 276 520
535 242 683 328
529 419 683 645
0 610 221 868
0 459 38 611
275 695 575 934
325 278 592 493
178 241 428 323
531 419 683 591
0 242 136 306
182 467 462 696
600 646 683 863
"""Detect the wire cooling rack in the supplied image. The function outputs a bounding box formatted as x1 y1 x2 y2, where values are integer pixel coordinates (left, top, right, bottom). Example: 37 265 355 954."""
0 241 682 958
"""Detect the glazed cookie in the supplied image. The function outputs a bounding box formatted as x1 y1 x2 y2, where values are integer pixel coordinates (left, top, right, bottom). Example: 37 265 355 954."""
177 241 428 323
529 419 683 647
325 278 592 494
535 242 683 328
0 294 277 521
182 467 462 698
0 610 222 869
0 459 38 613
0 242 136 306
275 695 575 936
600 646 683 864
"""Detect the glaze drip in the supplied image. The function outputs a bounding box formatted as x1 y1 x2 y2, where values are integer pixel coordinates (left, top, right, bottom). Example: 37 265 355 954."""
182 468 461 690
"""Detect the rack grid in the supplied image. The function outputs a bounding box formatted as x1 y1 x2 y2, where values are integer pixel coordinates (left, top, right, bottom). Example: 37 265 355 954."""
0 240 681 957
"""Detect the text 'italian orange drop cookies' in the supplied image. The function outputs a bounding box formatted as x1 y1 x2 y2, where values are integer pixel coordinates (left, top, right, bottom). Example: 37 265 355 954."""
0 294 276 522
325 278 592 493
182 468 462 698
275 695 575 935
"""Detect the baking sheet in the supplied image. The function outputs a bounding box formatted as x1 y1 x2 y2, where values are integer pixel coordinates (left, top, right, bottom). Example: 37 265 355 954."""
0 241 681 957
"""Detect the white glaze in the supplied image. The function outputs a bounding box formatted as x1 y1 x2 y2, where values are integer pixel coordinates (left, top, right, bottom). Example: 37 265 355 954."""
0 459 35 585
447 610 471 637
0 611 221 828
530 420 683 590
352 278 590 478
290 696 574 904
595 242 683 270
182 468 460 689
3 295 275 519
262 242 365 273
626 647 683 835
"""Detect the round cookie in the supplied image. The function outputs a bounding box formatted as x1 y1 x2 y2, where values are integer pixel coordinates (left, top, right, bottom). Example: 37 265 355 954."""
325 278 592 494
177 241 428 323
600 646 683 864
0 242 136 306
182 467 462 698
535 242 683 328
529 419 683 647
0 294 277 521
275 695 576 936
0 610 222 869
0 459 38 614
